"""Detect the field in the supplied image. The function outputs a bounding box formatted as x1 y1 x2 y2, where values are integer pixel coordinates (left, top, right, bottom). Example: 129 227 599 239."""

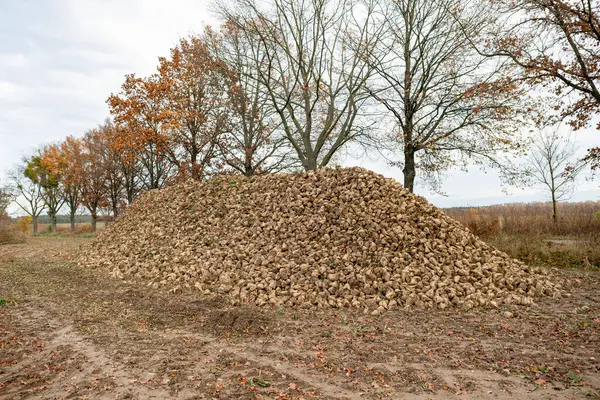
1 237 599 399
446 202 600 269
33 222 107 235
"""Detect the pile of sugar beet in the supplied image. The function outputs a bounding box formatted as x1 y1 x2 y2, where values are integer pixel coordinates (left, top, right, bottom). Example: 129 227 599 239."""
79 167 562 314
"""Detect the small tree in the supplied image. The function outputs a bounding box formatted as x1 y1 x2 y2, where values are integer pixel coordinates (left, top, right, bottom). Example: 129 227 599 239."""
0 185 17 244
43 139 83 232
25 152 65 233
527 127 584 221
7 165 45 234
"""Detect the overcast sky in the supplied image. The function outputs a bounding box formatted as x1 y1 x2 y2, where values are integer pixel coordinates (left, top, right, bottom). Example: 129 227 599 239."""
0 0 598 209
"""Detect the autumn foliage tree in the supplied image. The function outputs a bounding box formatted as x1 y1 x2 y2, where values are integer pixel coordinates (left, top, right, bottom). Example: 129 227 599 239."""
26 150 65 233
158 33 232 180
105 124 142 204
107 74 174 189
100 121 127 218
480 0 600 169
43 138 83 231
80 124 110 231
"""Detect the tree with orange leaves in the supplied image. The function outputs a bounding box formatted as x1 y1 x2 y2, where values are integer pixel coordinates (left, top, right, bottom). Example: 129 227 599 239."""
43 137 84 231
99 119 129 218
104 124 141 205
107 74 174 190
79 124 109 231
478 0 600 170
157 33 231 180
27 148 65 233
61 137 84 231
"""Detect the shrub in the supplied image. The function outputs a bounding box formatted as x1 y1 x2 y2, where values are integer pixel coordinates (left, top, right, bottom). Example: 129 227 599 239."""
464 208 500 237
16 216 32 233
0 215 26 245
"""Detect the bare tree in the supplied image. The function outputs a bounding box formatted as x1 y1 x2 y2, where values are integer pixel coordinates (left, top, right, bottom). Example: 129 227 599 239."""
216 23 298 175
0 185 11 216
527 127 584 221
218 0 384 171
367 0 526 192
8 165 46 234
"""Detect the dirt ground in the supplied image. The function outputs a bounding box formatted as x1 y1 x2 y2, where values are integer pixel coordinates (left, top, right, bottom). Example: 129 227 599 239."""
1 238 599 399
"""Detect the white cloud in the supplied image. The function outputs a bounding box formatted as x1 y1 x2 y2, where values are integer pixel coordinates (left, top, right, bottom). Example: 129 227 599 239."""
0 81 18 97
0 0 218 175
0 53 26 68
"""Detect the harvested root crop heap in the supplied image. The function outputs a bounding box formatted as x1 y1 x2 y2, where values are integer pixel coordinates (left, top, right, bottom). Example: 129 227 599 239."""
79 167 560 313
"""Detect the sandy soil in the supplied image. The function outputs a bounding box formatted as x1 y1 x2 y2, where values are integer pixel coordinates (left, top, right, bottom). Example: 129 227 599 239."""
0 237 599 399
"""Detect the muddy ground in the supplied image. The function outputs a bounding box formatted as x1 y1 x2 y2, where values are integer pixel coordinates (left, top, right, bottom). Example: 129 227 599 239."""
0 237 599 399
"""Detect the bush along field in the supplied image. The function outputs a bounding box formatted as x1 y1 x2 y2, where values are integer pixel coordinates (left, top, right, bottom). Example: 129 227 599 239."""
1 168 598 399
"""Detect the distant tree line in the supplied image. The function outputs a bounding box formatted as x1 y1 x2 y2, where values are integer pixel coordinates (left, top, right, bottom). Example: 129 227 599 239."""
3 0 598 233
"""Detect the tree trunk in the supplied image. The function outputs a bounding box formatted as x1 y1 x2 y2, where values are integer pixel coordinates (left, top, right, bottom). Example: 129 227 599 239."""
127 188 135 204
91 211 98 232
50 213 57 233
70 212 76 232
550 171 557 223
244 157 254 177
551 191 558 223
32 216 38 235
305 156 318 171
403 147 416 193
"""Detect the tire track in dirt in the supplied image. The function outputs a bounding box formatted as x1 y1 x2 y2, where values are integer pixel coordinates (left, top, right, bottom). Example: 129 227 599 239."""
159 328 364 399
3 305 191 400
7 304 363 399
226 349 363 399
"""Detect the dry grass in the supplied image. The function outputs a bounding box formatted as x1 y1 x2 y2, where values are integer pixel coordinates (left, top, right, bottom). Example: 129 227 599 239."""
445 202 600 269
446 201 600 237
486 234 600 269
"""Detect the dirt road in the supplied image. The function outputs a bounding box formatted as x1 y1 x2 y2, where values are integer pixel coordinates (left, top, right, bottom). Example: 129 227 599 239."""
1 238 599 399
